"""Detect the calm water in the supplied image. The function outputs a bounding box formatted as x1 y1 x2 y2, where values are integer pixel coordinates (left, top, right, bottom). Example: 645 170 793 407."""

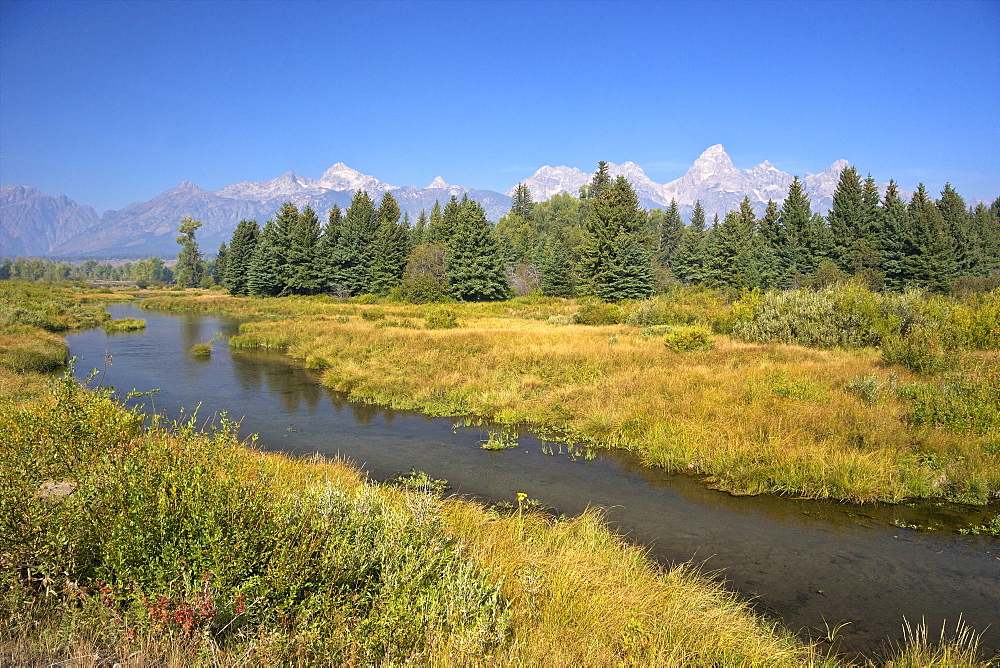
66 304 1000 658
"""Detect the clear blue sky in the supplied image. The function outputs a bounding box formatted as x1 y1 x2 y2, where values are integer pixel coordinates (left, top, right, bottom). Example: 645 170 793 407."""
2 0 998 213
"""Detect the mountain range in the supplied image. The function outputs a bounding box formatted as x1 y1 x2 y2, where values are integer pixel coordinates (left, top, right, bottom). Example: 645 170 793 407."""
3 145 856 258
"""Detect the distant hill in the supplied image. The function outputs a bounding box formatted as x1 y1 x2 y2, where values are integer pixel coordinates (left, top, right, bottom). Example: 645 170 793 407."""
3 146 896 258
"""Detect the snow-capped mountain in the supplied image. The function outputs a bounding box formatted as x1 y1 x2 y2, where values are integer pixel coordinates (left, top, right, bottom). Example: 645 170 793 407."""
3 146 882 257
509 166 591 201
510 145 852 218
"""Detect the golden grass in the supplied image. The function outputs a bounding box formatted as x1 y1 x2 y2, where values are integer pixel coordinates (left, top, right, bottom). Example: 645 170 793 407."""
221 311 1000 503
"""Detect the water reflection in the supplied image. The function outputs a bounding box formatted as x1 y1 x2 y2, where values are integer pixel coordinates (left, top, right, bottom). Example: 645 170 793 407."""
65 304 1000 659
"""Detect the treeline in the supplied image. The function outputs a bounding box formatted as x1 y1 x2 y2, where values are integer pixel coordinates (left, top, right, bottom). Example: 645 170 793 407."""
0 255 225 288
220 166 656 302
218 162 998 302
5 164 997 301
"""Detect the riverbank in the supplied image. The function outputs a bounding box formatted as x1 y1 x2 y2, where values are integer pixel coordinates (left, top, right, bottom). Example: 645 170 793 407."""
2 283 994 664
141 288 1000 505
4 368 992 666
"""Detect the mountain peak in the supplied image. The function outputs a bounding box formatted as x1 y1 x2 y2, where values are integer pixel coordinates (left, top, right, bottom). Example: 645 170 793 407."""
317 163 394 191
427 176 453 189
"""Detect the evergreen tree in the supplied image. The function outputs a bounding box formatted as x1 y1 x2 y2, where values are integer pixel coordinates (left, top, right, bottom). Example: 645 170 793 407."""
247 220 283 297
581 161 612 200
537 235 574 297
936 183 971 276
906 184 956 292
412 209 428 247
651 199 684 271
370 192 409 295
338 190 380 295
510 182 535 220
315 205 344 294
705 197 762 289
578 175 654 301
880 181 910 291
969 203 1000 277
175 217 204 288
445 198 509 301
672 201 709 285
214 243 228 288
756 200 784 288
827 165 864 272
850 174 885 278
284 205 322 295
224 219 260 295
777 177 814 286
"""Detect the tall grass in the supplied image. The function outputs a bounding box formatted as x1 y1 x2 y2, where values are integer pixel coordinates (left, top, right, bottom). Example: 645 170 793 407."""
1 371 846 666
227 312 1000 503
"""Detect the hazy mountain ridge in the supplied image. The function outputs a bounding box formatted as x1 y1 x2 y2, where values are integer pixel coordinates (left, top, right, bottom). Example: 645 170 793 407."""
2 146 928 258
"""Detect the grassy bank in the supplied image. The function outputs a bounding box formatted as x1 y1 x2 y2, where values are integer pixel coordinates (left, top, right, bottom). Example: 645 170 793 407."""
2 371 838 666
3 371 991 666
0 282 143 403
140 287 1000 504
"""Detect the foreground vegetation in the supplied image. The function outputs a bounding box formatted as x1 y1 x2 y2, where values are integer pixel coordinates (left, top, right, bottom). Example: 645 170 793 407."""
3 372 992 666
142 283 1000 505
2 282 995 664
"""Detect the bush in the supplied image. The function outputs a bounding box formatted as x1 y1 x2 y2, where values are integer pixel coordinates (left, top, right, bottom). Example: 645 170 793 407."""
900 373 1000 434
424 309 459 329
574 299 622 326
662 326 714 353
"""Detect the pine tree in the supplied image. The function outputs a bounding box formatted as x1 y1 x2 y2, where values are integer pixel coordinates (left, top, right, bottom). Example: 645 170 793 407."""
651 199 684 271
369 192 409 295
880 181 910 291
429 198 462 244
175 217 204 288
778 177 814 286
314 205 344 295
412 209 428 247
214 243 228 288
936 183 971 276
968 203 1000 277
906 184 956 292
705 197 762 289
756 200 784 288
224 219 260 295
445 198 509 301
537 235 574 297
581 161 612 200
672 201 709 285
578 175 654 301
284 205 322 295
510 182 535 220
338 190 380 295
827 165 863 272
247 220 283 297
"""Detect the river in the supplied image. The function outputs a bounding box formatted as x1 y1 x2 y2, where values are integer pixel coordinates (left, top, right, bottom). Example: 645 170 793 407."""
66 304 999 658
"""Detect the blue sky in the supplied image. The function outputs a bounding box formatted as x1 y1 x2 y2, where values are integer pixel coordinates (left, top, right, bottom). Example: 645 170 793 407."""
2 0 998 213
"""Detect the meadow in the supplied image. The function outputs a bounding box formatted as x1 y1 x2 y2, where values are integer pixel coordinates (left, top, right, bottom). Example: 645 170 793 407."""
2 282 996 665
141 284 1000 505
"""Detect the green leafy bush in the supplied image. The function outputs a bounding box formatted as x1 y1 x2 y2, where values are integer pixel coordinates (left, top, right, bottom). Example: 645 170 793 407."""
899 373 1000 434
424 309 459 329
662 326 714 353
574 298 622 326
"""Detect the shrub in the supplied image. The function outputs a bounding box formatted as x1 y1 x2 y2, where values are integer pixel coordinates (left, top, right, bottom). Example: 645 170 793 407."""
574 299 622 326
360 309 386 321
424 309 459 329
662 326 713 353
899 373 1000 434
